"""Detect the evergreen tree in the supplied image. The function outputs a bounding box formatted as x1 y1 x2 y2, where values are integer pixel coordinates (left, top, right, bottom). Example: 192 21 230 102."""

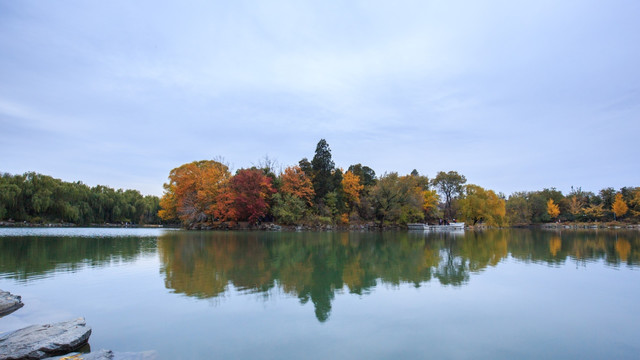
310 139 335 202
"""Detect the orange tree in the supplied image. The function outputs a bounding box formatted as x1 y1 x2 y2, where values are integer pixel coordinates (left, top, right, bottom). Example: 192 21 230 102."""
158 160 231 226
279 166 315 205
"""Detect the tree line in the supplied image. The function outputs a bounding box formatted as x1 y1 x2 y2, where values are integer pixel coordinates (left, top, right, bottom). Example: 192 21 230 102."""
0 172 162 225
158 139 640 228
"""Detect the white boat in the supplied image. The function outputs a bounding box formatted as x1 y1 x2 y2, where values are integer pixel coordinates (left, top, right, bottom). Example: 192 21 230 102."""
407 222 465 231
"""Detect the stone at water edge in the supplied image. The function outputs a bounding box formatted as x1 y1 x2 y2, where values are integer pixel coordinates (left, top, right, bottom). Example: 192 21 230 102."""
0 289 24 317
0 317 92 359
42 349 158 360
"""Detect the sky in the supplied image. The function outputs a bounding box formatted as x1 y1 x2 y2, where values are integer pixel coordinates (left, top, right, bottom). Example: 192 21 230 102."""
1 0 638 197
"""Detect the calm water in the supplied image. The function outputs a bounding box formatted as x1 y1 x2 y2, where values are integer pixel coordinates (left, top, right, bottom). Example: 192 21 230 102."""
0 228 639 359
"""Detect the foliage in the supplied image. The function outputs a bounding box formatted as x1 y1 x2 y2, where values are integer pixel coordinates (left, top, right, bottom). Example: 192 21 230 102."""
432 171 466 219
271 193 306 225
369 173 424 226
310 139 336 202
583 203 605 221
458 184 506 226
347 164 376 187
0 172 161 224
422 190 440 219
612 193 628 219
342 171 364 210
279 166 315 205
158 160 232 225
227 168 276 224
547 198 560 219
506 192 531 225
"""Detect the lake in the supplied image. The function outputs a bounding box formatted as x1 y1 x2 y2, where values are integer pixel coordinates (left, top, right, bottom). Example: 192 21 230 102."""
0 228 639 359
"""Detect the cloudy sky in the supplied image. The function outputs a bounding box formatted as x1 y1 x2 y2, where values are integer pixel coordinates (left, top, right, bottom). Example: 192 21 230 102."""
1 0 638 196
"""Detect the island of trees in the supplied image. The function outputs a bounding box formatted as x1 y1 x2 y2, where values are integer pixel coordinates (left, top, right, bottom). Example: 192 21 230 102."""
1 139 637 228
156 139 640 229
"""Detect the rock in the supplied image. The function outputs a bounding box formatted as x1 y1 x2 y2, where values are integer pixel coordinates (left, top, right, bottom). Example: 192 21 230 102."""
42 349 113 360
42 350 157 360
0 317 91 359
0 290 24 317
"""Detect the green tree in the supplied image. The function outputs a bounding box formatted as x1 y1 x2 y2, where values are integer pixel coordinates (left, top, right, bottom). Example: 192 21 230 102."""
432 171 466 220
311 139 336 202
506 192 531 225
347 164 376 187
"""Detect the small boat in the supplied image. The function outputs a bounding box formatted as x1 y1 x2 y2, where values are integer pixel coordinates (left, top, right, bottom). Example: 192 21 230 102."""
407 222 465 231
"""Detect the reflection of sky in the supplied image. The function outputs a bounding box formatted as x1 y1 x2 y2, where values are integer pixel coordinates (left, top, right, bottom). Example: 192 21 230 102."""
1 1 639 196
1 255 638 359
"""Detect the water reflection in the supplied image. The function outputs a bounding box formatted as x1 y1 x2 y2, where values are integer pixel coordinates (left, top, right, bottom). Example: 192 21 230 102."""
1 229 638 321
157 229 640 321
0 235 157 281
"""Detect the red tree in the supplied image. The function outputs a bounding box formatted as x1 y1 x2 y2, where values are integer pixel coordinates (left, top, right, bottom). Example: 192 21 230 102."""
228 169 276 224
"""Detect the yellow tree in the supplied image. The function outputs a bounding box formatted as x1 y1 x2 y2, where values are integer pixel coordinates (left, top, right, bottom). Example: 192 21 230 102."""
458 184 506 226
342 171 364 211
546 198 560 220
612 193 628 220
422 189 439 219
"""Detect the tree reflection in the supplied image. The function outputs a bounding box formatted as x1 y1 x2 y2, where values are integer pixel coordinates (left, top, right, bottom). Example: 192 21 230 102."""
157 229 640 322
1 229 637 323
0 236 156 281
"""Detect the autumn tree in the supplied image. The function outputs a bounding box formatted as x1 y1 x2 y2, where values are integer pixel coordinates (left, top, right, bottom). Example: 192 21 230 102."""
159 160 231 226
432 171 466 220
567 196 585 219
279 166 315 205
342 170 364 211
227 168 276 224
612 193 628 220
547 198 560 220
422 189 440 220
458 184 507 226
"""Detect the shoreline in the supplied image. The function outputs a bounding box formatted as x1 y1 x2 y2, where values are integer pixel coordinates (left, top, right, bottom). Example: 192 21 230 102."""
2 221 639 231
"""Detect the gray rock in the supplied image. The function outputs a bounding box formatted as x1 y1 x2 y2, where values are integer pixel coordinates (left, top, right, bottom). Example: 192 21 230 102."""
0 290 24 317
42 350 157 360
42 349 113 360
0 317 91 359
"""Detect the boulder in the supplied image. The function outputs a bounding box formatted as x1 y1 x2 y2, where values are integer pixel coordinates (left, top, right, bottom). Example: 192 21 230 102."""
0 290 24 317
42 349 157 360
0 317 91 359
